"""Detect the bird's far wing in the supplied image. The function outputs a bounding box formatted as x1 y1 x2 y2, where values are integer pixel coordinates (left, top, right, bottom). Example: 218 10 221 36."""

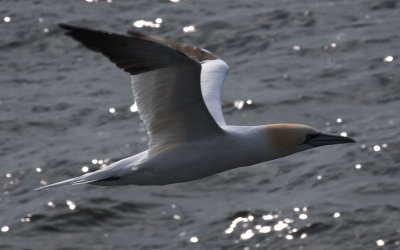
127 31 230 125
59 24 223 156
126 30 217 62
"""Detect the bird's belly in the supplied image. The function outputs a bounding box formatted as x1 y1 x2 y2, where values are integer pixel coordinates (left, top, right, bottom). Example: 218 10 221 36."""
131 140 261 185
128 157 224 185
158 158 227 183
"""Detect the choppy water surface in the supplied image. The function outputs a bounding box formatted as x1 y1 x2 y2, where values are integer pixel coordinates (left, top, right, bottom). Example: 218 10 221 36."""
1 0 399 249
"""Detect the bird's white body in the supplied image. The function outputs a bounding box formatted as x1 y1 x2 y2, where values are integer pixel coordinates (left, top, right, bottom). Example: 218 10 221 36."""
100 126 272 186
36 25 354 190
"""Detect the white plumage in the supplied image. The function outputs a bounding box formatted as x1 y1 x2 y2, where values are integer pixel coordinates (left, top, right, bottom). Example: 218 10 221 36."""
200 59 230 125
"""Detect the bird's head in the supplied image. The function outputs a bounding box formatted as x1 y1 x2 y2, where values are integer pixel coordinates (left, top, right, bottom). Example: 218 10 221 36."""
263 123 355 157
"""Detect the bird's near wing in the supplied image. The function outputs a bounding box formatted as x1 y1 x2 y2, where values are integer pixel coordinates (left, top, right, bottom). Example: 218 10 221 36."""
199 59 230 125
127 31 230 125
59 24 224 156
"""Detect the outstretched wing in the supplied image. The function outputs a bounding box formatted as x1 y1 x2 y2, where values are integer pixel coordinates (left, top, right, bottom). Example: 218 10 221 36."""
60 24 223 156
127 31 230 125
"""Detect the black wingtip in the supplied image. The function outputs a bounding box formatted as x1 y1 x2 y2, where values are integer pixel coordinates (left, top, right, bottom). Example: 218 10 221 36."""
56 23 186 75
58 23 126 39
58 23 85 37
127 30 147 38
59 23 96 34
58 23 69 29
59 23 78 31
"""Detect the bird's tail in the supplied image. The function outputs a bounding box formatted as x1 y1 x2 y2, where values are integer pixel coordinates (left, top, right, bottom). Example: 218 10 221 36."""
34 169 115 190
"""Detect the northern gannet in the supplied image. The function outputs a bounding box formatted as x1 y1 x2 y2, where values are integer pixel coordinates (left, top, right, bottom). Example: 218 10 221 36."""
36 24 355 190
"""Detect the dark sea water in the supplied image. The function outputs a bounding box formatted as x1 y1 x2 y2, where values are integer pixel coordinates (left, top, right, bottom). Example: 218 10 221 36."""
1 0 400 249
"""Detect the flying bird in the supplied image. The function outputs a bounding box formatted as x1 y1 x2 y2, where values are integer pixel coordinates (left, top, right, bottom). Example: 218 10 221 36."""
36 24 355 190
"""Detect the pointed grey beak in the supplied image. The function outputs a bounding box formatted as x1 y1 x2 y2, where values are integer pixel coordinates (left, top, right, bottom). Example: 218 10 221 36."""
304 132 355 147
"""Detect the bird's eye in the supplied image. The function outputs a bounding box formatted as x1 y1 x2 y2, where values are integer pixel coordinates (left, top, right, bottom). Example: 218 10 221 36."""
301 132 321 145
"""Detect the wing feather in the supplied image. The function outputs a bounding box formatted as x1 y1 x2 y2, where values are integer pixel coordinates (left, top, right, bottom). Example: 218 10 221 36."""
126 30 230 126
59 24 223 156
200 59 230 125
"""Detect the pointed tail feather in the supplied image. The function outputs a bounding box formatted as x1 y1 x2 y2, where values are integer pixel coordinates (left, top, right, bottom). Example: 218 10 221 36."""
34 171 111 190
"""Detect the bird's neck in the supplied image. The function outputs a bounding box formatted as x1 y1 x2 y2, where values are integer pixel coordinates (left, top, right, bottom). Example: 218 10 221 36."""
222 126 288 167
